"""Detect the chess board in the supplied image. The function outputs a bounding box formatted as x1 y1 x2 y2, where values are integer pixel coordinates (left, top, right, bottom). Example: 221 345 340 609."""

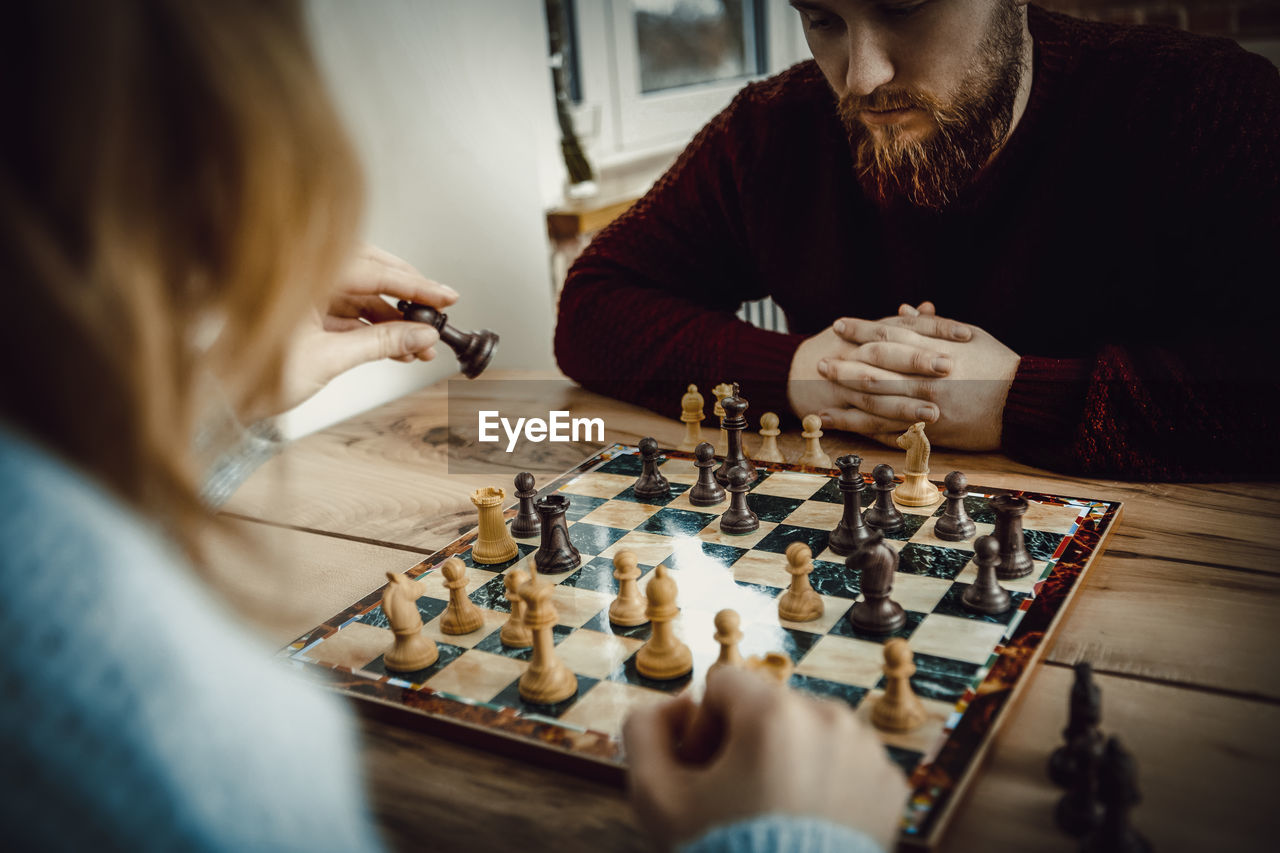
284 444 1122 847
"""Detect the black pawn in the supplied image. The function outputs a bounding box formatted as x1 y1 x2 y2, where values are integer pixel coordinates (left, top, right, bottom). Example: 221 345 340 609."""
720 466 759 535
863 464 905 535
828 454 874 556
1050 662 1102 787
714 384 757 487
510 472 540 538
533 494 581 573
689 442 726 507
846 532 906 634
1083 737 1151 853
991 494 1035 579
962 535 1012 615
397 300 498 379
934 471 976 541
633 437 671 500
1055 726 1105 836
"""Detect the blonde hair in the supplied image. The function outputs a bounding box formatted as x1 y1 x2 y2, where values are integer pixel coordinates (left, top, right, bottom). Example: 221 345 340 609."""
0 0 362 555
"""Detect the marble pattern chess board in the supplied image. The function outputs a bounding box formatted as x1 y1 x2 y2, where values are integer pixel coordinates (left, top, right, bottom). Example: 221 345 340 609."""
284 444 1122 847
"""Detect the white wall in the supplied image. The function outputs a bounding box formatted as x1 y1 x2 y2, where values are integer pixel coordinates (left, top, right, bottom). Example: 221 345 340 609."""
282 0 561 437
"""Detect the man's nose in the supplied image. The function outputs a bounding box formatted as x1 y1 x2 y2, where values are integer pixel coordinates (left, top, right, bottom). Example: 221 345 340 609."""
844 26 894 97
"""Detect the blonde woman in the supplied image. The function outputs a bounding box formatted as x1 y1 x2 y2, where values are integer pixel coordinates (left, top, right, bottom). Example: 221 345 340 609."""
0 2 903 851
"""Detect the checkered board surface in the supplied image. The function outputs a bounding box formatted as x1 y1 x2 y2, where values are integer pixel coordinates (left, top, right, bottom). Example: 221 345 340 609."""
285 444 1122 846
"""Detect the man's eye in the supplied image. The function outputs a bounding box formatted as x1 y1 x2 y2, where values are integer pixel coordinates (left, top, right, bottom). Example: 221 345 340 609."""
804 15 837 31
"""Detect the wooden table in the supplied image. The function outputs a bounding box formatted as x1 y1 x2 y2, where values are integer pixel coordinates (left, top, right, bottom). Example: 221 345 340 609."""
210 370 1280 852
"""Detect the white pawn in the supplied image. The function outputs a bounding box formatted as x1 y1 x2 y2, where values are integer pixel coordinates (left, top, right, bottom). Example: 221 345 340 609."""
608 551 647 626
518 577 578 704
678 384 705 452
797 414 832 468
712 382 734 456
778 541 824 622
440 557 484 635
708 608 744 677
756 412 784 463
872 638 927 732
500 568 533 648
636 565 692 680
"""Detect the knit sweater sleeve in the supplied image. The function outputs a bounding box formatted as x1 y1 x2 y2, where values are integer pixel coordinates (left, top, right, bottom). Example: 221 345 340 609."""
679 814 884 853
0 428 384 852
555 83 807 421
1000 43 1280 481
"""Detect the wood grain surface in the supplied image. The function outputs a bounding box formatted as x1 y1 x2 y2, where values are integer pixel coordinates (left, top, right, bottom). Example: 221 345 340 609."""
209 369 1280 852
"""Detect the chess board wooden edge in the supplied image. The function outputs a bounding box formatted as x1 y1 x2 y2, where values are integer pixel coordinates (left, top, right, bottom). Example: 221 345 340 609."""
904 503 1125 850
280 443 1126 849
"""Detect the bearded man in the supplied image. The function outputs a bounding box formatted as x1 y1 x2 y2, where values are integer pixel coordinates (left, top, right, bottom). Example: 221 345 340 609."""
554 1 1279 480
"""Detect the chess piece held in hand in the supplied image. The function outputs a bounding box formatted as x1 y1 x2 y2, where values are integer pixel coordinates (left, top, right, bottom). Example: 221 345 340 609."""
397 300 498 378
381 572 439 672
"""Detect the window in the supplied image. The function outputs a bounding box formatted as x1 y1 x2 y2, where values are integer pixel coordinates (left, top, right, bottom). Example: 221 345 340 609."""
563 0 810 167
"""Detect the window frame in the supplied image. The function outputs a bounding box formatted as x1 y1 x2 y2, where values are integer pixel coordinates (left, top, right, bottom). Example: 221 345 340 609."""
570 0 812 168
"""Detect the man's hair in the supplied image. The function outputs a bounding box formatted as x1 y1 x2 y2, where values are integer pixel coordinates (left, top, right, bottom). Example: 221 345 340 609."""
0 0 362 556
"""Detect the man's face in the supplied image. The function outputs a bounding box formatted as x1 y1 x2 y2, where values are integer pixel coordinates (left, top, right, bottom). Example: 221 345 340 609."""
791 0 1028 209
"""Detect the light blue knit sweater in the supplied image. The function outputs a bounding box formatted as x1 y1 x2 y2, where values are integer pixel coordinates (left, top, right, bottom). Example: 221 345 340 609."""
0 426 881 852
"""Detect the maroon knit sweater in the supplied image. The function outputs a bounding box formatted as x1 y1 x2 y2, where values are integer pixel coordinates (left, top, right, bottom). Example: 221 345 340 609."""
555 7 1279 481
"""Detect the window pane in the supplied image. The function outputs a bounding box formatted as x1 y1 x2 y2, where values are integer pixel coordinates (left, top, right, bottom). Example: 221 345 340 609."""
635 0 761 94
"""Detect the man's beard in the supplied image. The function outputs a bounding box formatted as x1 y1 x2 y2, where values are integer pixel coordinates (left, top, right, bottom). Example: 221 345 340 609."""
838 3 1026 210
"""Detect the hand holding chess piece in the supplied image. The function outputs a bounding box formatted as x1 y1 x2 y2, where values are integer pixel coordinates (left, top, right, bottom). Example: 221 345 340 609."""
397 300 497 378
623 665 909 852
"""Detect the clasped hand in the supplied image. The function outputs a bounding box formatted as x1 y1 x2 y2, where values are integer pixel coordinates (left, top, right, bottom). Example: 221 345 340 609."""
787 302 1020 450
